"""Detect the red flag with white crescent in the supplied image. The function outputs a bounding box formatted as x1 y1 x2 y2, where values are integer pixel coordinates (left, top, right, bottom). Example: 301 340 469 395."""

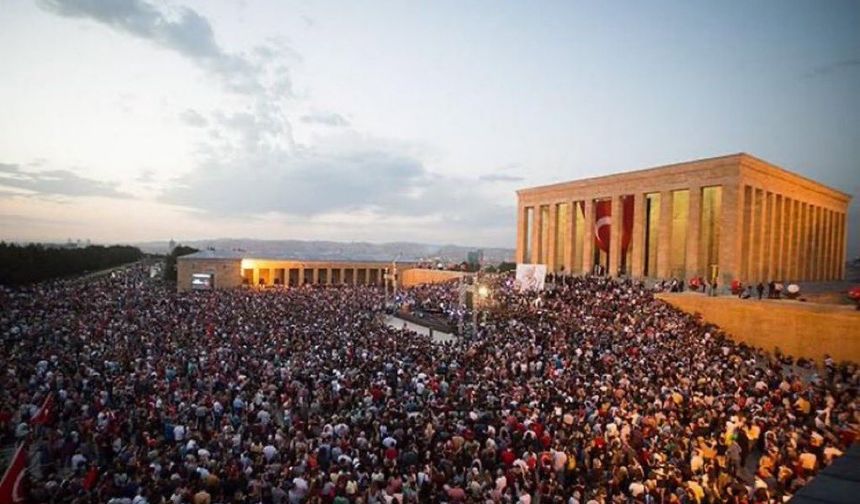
594 200 611 253
0 442 27 504
594 197 635 256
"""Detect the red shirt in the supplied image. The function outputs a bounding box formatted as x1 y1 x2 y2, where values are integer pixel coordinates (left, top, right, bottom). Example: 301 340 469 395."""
500 448 516 466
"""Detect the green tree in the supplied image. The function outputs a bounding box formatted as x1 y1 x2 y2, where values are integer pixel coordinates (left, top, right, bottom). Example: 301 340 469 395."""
0 242 143 285
163 245 199 282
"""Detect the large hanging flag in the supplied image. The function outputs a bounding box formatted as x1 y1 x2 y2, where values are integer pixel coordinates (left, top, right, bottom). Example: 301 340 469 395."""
0 442 27 504
594 200 612 253
594 197 635 256
621 195 634 255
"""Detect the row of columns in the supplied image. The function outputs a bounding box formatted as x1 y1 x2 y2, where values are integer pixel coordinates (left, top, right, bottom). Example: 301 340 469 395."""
246 267 387 287
739 185 846 283
517 184 848 283
519 188 708 280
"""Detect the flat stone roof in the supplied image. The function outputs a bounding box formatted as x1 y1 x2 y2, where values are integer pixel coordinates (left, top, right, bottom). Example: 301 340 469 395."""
517 152 851 201
178 249 413 264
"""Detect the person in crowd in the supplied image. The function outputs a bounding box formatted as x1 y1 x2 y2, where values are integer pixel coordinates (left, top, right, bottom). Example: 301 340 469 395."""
1 264 856 503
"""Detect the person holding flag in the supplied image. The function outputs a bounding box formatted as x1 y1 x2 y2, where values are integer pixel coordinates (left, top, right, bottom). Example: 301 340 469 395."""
28 393 54 427
0 442 27 504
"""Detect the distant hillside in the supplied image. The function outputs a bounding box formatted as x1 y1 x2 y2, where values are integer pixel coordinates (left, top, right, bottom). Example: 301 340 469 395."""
136 239 514 263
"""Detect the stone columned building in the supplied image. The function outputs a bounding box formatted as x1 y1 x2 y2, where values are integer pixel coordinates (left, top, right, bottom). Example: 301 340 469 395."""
515 153 851 285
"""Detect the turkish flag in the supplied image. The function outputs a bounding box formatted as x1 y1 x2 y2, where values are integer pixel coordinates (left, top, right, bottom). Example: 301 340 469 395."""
594 197 635 256
594 200 611 253
621 196 634 254
0 442 27 504
29 393 54 426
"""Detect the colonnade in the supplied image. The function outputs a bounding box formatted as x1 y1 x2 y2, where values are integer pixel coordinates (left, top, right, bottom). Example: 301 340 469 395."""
517 183 848 284
738 184 847 283
243 265 387 287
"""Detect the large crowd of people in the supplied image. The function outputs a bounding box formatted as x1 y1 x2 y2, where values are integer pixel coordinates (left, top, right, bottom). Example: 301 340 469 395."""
1 263 857 503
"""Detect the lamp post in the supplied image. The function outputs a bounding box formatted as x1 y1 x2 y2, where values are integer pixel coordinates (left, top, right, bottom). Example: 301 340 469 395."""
384 253 401 312
471 271 491 336
384 267 390 308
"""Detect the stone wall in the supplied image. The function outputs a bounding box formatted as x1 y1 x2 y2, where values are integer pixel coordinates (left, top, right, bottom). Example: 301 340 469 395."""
400 268 467 287
176 258 243 292
657 292 860 363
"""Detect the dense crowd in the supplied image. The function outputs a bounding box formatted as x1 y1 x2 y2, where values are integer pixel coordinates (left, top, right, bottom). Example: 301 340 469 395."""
392 281 463 323
1 264 857 503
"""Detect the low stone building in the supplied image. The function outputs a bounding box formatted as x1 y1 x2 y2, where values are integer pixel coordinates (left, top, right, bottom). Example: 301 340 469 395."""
176 250 463 292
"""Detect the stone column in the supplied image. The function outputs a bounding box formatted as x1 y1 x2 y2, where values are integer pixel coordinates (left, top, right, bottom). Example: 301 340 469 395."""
656 190 672 279
830 209 838 280
800 203 810 281
685 186 702 280
822 208 830 280
774 195 785 280
838 212 846 280
820 209 828 281
762 192 774 281
830 210 839 280
829 212 835 280
793 200 801 281
810 205 819 281
809 208 817 281
822 210 831 280
565 201 577 273
516 205 526 263
808 206 816 281
821 208 833 280
748 187 761 283
819 207 827 281
794 203 803 281
782 196 791 280
782 199 791 280
790 200 799 281
608 196 623 277
310 268 318 284
547 203 558 271
719 183 742 286
531 206 543 265
582 199 594 274
631 192 646 278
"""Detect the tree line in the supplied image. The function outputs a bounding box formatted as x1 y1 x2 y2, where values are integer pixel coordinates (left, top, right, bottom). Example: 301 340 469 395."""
163 245 199 282
0 242 144 285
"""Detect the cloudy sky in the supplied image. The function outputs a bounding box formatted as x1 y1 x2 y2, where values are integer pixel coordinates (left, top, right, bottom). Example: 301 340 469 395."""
1 0 858 253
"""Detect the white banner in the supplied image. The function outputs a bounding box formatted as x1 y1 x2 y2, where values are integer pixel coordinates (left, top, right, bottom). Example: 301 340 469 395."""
515 263 547 292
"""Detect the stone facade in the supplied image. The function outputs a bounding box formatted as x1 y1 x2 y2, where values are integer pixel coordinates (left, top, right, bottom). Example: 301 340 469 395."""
516 153 852 285
175 253 446 292
400 268 466 287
